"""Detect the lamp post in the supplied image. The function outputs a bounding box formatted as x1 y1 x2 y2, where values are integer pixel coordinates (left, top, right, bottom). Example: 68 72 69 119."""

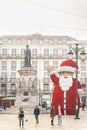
68 43 86 119
38 79 41 106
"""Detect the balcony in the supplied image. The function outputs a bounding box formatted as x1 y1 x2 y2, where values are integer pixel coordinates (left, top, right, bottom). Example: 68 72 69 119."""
0 78 8 83
8 78 17 83
0 54 25 59
0 78 17 84
32 54 60 59
42 90 52 94
0 53 71 60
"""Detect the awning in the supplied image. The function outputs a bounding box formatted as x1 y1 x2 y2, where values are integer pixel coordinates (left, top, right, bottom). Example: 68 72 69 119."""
2 97 16 101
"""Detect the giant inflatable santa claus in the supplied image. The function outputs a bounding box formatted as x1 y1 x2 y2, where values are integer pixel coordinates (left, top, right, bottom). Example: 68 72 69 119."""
48 60 82 115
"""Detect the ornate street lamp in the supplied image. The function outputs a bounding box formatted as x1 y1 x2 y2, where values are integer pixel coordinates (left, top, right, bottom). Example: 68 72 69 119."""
68 43 86 119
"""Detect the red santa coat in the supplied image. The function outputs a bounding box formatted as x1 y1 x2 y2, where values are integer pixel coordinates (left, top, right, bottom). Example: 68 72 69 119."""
50 74 82 115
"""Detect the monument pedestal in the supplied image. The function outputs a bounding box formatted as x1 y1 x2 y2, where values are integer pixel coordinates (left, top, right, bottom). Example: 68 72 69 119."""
15 67 39 113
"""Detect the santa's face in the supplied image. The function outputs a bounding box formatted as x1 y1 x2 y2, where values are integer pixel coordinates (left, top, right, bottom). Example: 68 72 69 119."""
59 72 73 91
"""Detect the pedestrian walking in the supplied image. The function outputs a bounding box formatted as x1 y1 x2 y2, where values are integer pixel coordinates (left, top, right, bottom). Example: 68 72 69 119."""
18 107 24 128
34 105 40 124
50 103 55 125
57 105 63 125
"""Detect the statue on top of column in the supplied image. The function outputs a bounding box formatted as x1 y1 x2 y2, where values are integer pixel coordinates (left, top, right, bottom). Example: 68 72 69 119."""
24 45 31 67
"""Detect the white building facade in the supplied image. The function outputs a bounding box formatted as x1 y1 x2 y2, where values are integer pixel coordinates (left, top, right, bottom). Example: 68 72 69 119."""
0 33 87 105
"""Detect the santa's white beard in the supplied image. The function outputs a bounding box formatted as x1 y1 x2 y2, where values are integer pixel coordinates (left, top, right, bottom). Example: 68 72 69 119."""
59 75 73 91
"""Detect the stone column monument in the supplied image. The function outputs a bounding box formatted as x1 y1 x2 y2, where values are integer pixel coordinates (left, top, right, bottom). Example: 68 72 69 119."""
15 45 38 113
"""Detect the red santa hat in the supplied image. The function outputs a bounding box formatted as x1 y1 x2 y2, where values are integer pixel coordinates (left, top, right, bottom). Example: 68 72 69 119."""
58 60 78 73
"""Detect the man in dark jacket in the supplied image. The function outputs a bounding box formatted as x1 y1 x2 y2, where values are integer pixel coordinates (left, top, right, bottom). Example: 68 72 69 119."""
34 105 40 124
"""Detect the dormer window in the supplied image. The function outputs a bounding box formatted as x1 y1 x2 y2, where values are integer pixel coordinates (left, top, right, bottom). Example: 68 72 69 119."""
3 39 8 44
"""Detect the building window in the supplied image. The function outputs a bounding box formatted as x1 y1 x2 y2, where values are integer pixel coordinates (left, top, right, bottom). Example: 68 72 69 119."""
32 61 37 69
44 61 49 69
10 84 16 95
11 39 17 44
82 84 86 91
11 61 16 70
44 72 49 79
62 49 67 57
81 73 86 82
32 39 38 44
21 39 28 44
3 39 8 44
32 49 37 57
21 61 24 68
44 49 49 57
11 49 16 57
43 73 49 88
11 72 16 79
20 49 25 57
1 72 7 80
2 48 7 57
2 61 7 70
81 62 86 70
43 84 49 93
1 83 7 97
53 49 58 57
53 61 58 69
1 84 6 92
44 39 49 44
53 39 58 44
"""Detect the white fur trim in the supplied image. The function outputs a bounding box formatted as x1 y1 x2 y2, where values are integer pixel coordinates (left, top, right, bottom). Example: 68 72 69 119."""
49 70 56 75
57 66 76 73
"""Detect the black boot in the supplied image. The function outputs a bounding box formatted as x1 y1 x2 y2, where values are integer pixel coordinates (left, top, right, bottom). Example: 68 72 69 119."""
51 120 54 125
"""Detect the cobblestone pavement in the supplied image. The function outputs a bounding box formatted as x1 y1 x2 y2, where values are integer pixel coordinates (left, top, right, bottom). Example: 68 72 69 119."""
0 108 87 130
